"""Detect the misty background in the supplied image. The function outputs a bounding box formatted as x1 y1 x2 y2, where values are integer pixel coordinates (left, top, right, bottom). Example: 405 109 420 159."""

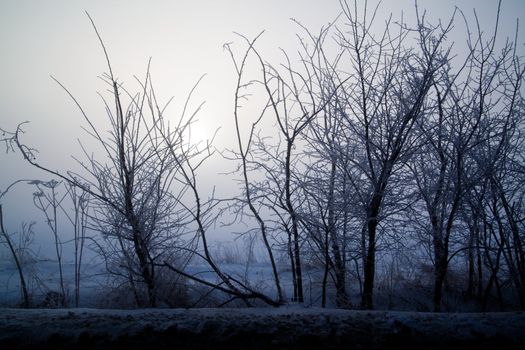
1 0 524 259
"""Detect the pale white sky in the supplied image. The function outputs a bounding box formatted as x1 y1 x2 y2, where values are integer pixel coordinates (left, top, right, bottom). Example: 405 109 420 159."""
1 0 523 257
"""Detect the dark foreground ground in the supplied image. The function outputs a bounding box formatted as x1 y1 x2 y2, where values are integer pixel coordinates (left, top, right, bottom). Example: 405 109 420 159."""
0 307 524 349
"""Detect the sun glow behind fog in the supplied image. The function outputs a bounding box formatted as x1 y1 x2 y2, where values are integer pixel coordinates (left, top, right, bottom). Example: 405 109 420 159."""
188 122 215 145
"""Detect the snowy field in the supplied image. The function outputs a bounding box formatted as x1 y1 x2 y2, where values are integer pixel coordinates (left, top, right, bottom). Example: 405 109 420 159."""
0 258 106 307
1 307 524 349
1 259 525 348
0 257 492 311
0 258 329 308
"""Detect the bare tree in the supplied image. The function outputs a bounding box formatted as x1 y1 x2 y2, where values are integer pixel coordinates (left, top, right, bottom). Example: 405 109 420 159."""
11 15 194 307
32 180 68 306
321 0 453 309
0 177 43 308
290 20 354 308
64 183 90 307
223 33 285 304
463 8 525 308
0 176 40 308
408 0 525 311
0 206 32 308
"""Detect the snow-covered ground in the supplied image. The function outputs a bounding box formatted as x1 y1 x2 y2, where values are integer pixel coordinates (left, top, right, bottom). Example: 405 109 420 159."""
0 258 329 308
1 258 524 348
0 258 106 307
0 257 496 311
1 307 524 349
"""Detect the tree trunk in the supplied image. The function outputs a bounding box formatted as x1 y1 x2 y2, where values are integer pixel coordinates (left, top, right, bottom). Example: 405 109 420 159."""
466 221 478 299
288 233 298 302
285 140 303 303
292 224 304 303
131 223 156 307
477 242 483 300
361 211 378 310
361 178 387 310
321 233 329 308
467 245 475 299
0 205 30 308
431 211 448 313
331 222 349 307
328 159 349 308
433 253 447 312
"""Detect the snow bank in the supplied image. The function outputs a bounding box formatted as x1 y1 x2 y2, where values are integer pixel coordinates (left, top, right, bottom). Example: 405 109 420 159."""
1 307 524 349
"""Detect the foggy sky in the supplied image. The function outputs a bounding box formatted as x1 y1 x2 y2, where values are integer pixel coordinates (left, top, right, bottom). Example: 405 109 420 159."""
1 0 524 258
